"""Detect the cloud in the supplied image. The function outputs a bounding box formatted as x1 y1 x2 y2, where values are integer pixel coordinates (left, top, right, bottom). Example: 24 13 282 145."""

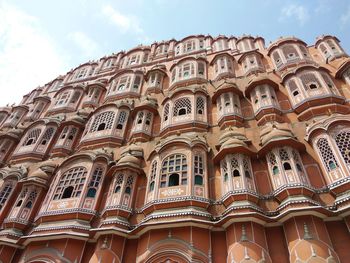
340 5 350 26
0 2 68 105
101 4 143 34
280 4 310 26
69 31 99 58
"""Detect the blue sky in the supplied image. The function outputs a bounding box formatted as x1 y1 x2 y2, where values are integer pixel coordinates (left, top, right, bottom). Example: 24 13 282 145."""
0 0 349 105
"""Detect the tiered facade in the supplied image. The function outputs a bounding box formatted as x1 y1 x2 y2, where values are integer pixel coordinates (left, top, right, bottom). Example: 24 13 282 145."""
0 34 349 262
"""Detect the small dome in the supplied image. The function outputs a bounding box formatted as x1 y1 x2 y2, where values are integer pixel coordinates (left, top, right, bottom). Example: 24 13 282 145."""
8 128 24 138
117 154 141 168
120 144 144 158
221 138 247 150
29 168 48 180
139 96 158 108
219 128 247 146
260 123 294 146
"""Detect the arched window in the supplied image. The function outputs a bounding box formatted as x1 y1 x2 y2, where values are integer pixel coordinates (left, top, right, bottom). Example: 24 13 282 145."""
299 72 322 91
124 175 134 195
160 154 187 187
173 98 192 116
39 127 55 146
90 111 116 132
86 166 104 198
53 167 87 200
196 97 205 115
194 155 204 185
114 174 123 193
23 128 41 146
316 137 339 172
116 111 127 130
163 103 170 121
149 161 157 192
281 45 299 60
0 182 13 210
334 131 350 165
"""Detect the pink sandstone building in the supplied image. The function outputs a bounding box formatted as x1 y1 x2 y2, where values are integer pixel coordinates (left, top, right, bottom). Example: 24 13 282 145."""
0 34 349 262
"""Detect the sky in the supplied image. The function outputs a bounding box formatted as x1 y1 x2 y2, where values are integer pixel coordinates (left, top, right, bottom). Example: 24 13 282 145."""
0 0 350 106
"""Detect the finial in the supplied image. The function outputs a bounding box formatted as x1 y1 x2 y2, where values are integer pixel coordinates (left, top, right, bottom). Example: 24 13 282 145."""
303 222 312 240
311 245 317 257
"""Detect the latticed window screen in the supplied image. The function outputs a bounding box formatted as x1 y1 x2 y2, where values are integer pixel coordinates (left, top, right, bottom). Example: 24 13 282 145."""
23 128 42 146
90 111 115 132
320 144 336 170
334 131 350 165
279 148 290 161
320 72 334 88
160 154 188 187
137 111 144 124
230 156 240 176
145 112 152 126
53 167 87 200
281 45 299 58
319 44 327 53
243 157 252 178
173 98 192 116
56 92 70 106
67 127 77 141
87 166 104 198
149 161 157 191
316 138 339 171
196 97 205 114
125 175 134 194
299 45 309 57
114 174 124 193
272 51 282 63
0 182 13 209
70 91 81 104
288 79 300 97
26 189 38 208
194 155 204 185
267 152 279 175
0 140 11 156
39 127 55 145
221 160 228 182
299 72 322 90
89 167 103 188
163 103 170 121
116 111 127 129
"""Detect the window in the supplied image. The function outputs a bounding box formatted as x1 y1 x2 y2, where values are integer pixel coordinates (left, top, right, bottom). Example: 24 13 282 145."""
160 154 187 187
39 127 55 146
196 97 205 115
125 175 134 195
0 182 13 209
334 131 350 165
148 161 157 192
281 45 299 60
53 167 87 200
116 111 127 130
90 111 116 132
173 97 192 116
194 155 204 185
114 174 123 193
198 62 205 76
163 103 170 121
56 91 70 106
299 72 322 91
23 128 41 146
86 166 104 198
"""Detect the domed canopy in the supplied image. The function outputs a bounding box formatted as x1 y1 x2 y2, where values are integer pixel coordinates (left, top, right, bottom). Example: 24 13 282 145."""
213 128 255 163
259 123 305 155
117 154 141 169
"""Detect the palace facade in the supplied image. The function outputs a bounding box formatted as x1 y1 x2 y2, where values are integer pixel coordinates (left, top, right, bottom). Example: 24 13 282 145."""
0 34 349 262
